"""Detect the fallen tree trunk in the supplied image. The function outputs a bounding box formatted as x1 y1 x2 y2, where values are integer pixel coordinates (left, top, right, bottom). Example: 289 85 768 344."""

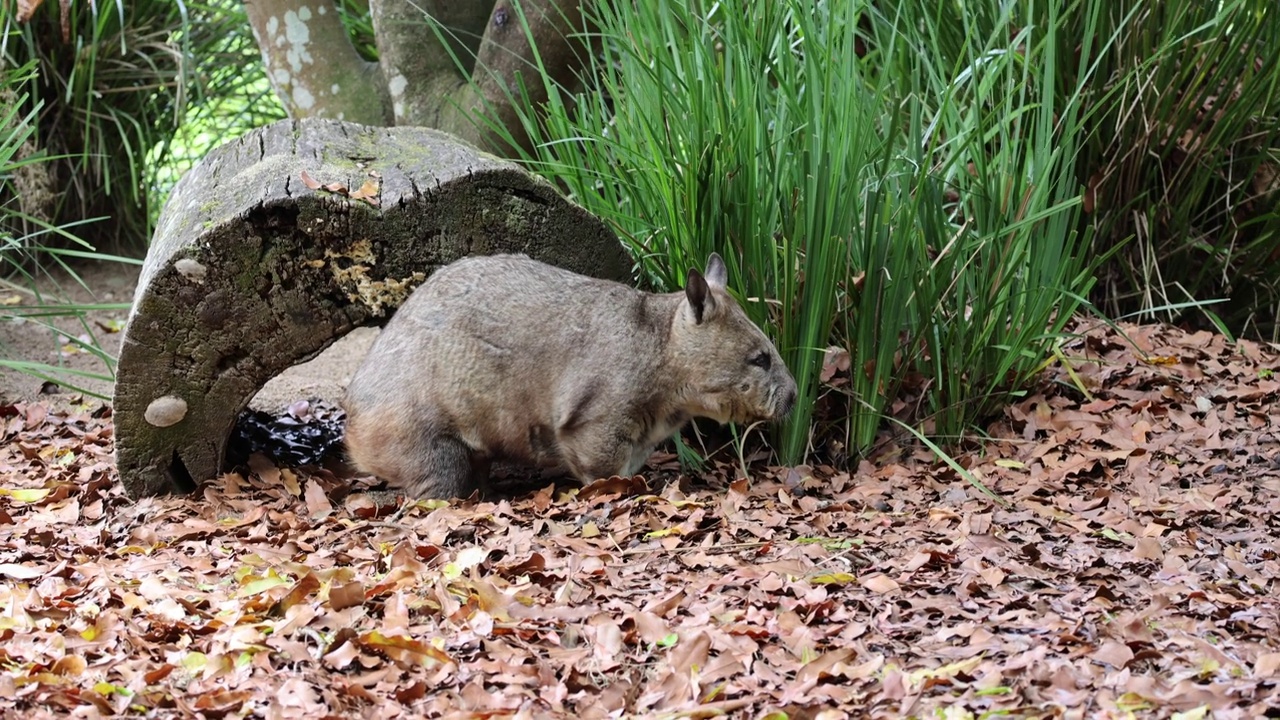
113 117 632 499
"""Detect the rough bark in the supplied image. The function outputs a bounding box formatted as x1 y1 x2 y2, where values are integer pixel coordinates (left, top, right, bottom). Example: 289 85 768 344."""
244 0 392 124
373 0 589 155
368 0 492 127
246 0 589 156
112 117 632 499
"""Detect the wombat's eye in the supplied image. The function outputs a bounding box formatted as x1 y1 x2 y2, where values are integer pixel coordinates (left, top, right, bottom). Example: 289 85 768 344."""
749 351 771 370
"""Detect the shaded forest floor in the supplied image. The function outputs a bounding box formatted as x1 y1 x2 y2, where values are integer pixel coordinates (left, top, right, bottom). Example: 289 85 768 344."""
1 320 1278 719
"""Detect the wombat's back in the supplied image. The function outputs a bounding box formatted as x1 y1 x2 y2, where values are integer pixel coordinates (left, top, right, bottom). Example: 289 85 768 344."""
347 253 660 400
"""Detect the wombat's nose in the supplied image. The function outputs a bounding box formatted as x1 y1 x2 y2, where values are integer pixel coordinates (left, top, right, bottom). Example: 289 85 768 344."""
780 386 797 416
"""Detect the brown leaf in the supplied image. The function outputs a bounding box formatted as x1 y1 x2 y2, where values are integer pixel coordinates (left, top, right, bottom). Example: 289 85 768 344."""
15 0 44 22
1131 536 1164 561
668 630 711 674
632 611 671 645
579 475 647 500
329 581 365 611
643 589 686 616
248 453 280 488
50 655 86 677
860 573 900 594
498 552 546 578
394 681 427 704
143 664 176 684
821 346 851 382
348 177 380 200
303 479 332 517
274 573 322 615
1255 653 1280 678
0 563 43 580
1091 641 1134 669
192 690 252 712
777 610 820 659
359 631 453 666
24 403 47 430
796 647 858 683
299 169 321 190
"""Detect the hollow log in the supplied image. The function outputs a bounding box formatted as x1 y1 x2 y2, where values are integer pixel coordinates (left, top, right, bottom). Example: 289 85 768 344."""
112 118 631 498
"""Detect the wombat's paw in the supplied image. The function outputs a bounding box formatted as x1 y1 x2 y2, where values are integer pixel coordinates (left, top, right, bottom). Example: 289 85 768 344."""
388 473 477 502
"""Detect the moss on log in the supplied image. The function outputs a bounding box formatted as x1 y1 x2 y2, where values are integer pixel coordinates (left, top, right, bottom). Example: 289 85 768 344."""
113 118 631 499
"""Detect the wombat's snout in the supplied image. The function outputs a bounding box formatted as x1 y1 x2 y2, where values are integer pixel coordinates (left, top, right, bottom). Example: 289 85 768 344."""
779 385 798 418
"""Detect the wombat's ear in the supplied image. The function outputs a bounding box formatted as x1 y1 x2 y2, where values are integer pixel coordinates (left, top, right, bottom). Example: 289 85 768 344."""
684 268 717 324
705 253 729 290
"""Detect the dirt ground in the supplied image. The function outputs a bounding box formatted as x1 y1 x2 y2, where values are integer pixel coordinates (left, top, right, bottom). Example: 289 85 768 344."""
0 260 378 410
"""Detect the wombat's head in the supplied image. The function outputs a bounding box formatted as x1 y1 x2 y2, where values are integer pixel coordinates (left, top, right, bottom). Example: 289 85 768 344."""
670 253 798 425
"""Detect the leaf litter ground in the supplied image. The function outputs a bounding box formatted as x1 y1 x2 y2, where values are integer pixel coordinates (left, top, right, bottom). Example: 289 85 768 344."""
2 320 1278 719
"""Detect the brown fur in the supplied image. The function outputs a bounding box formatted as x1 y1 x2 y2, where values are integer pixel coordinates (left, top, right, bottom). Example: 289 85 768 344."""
342 253 797 499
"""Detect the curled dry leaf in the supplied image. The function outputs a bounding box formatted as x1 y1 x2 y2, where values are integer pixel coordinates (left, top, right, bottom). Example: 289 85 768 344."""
1092 641 1136 669
348 178 380 201
0 563 43 580
1254 653 1280 678
299 170 321 190
15 0 44 22
579 474 647 500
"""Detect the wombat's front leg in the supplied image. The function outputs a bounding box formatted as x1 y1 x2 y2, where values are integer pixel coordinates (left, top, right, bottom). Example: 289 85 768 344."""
395 433 486 500
559 428 647 483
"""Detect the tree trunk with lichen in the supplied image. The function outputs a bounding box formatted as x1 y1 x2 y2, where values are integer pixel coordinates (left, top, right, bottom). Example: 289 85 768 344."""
242 0 587 156
112 117 631 499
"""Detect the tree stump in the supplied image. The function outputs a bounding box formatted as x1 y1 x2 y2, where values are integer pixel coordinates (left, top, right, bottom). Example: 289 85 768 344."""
113 118 632 499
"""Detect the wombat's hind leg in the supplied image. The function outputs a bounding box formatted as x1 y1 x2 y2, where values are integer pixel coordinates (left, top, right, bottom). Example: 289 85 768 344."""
346 411 482 500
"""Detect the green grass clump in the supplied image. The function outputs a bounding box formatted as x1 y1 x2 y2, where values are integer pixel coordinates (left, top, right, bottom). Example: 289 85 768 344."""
465 0 1112 465
1068 0 1280 339
2 0 282 254
1 61 130 397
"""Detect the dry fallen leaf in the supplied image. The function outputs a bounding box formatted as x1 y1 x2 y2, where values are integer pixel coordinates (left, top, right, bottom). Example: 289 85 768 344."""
1091 641 1135 669
348 177 380 201
303 478 332 517
16 0 44 22
1255 653 1280 678
0 563 44 579
860 573 900 593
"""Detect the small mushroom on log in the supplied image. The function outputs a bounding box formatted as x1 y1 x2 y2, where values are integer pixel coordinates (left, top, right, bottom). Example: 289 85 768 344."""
112 118 631 499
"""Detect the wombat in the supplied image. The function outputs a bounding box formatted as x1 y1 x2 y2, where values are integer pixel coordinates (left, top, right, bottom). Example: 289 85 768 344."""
341 252 797 499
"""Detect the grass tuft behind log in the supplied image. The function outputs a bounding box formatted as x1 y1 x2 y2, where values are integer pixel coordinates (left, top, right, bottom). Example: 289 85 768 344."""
468 0 1109 466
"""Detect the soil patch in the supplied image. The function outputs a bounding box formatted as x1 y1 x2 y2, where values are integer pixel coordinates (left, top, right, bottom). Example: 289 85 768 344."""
1 260 380 411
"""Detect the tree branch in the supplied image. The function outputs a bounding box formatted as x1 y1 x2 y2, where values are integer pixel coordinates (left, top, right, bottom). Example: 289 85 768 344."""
244 0 391 124
368 0 493 127
370 0 588 155
458 0 591 154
